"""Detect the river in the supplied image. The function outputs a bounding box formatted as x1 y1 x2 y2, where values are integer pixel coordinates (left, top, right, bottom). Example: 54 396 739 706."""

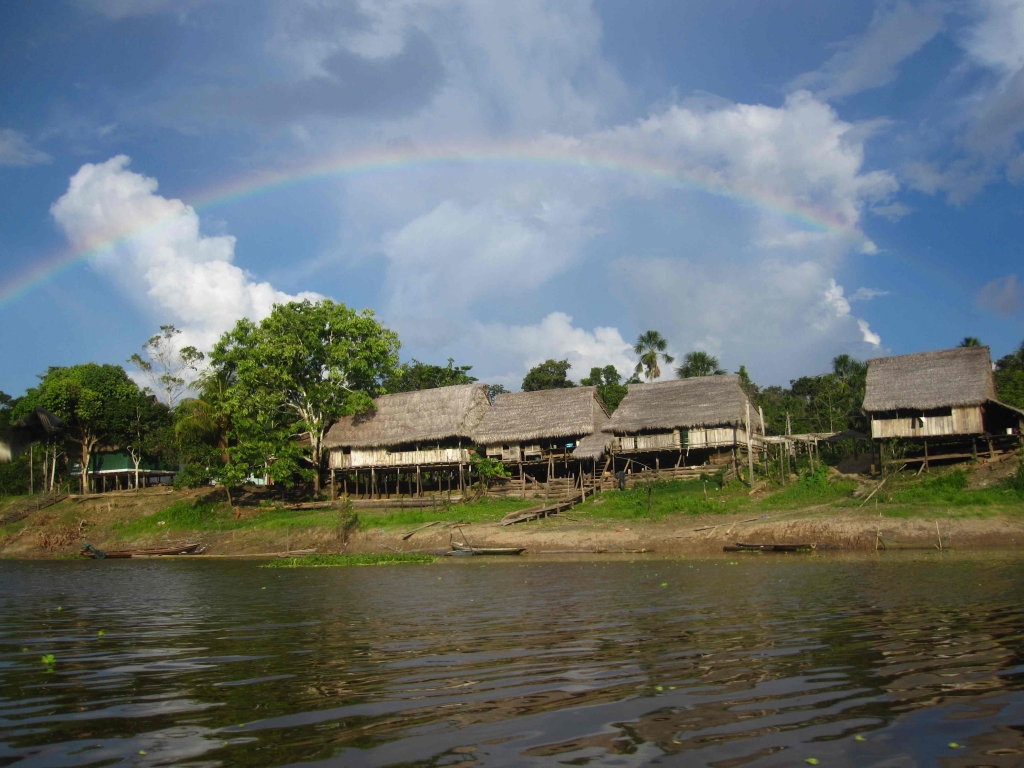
2 554 1024 767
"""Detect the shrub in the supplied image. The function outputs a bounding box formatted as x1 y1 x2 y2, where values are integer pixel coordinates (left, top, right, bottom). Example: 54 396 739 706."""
174 463 215 490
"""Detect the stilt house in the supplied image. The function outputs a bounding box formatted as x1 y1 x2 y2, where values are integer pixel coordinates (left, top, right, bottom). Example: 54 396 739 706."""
472 387 609 479
324 383 491 498
594 375 763 473
862 347 1023 453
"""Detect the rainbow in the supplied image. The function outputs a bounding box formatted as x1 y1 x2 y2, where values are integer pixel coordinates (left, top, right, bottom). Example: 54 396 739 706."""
0 141 863 308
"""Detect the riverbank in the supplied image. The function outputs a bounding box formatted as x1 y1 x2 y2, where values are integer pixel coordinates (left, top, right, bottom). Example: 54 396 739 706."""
2 458 1023 559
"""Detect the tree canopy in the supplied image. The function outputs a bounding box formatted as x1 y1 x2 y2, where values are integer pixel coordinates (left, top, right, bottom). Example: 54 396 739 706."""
386 358 477 393
209 300 400 494
996 341 1024 409
522 359 575 392
633 330 673 382
580 365 630 412
676 351 725 378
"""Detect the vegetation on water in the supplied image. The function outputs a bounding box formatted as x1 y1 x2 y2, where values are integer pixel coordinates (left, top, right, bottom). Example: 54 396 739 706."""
263 553 437 568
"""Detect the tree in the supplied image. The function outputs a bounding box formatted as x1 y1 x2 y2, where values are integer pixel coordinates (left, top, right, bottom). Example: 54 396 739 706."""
676 351 725 378
995 340 1024 409
580 365 629 412
959 336 982 347
128 325 205 407
522 359 575 392
119 393 171 490
30 364 141 493
486 384 508 404
210 300 400 495
386 358 477 392
633 330 674 381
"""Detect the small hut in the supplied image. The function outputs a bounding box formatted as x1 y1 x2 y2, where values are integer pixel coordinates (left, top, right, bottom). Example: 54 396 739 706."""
862 346 1023 463
473 386 609 483
598 375 763 477
324 383 491 498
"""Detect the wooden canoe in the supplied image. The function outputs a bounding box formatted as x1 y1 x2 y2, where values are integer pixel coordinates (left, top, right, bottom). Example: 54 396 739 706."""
450 541 525 556
724 542 814 553
80 543 203 559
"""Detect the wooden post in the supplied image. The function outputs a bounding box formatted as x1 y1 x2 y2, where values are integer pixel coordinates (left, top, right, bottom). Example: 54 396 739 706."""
371 467 377 499
923 439 929 472
416 465 422 497
29 445 33 495
745 400 755 487
520 462 526 498
988 438 995 459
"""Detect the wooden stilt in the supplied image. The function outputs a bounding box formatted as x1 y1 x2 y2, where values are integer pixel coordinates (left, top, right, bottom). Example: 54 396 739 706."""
923 439 929 472
416 465 422 497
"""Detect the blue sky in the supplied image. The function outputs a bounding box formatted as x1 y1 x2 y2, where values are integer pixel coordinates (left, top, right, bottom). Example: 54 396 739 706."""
1 0 1022 396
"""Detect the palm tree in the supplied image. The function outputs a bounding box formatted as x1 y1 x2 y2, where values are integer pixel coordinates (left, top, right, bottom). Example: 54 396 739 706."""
959 336 982 347
633 330 674 382
675 351 725 378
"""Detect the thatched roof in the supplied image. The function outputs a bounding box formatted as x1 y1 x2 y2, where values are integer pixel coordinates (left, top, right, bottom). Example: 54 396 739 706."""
324 384 490 449
602 375 756 434
573 431 615 460
473 387 609 445
862 346 995 412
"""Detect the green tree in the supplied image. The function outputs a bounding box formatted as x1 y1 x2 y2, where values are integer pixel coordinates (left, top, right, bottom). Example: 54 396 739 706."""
995 340 1024 409
580 365 629 412
210 300 400 495
676 351 725 378
119 393 172 490
128 325 205 407
30 364 142 493
386 358 477 392
959 336 982 347
486 384 508 404
522 359 575 391
633 330 674 381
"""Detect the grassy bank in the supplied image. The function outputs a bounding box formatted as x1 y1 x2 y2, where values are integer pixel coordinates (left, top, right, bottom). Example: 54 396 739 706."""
2 457 1023 558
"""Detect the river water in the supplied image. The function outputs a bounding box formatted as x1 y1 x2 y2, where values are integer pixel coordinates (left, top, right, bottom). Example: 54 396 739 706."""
2 554 1024 767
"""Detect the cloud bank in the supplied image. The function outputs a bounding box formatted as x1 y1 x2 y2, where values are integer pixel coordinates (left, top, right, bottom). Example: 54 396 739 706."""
51 156 320 349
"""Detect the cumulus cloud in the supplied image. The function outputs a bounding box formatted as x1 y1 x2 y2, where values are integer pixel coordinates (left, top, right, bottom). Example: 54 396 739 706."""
0 129 51 167
976 274 1021 316
51 156 320 349
475 312 634 388
791 1 946 100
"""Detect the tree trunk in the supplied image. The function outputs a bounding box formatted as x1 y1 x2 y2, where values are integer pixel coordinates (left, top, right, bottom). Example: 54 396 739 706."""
80 441 90 494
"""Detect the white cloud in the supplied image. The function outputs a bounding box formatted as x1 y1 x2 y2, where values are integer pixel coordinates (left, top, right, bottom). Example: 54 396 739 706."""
857 319 882 346
791 1 946 99
850 287 890 301
976 274 1021 315
871 201 913 221
476 312 634 388
51 156 320 349
585 91 898 232
962 0 1024 73
0 129 51 167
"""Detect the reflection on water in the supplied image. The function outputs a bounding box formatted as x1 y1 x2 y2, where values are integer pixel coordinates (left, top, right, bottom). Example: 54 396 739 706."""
2 554 1024 766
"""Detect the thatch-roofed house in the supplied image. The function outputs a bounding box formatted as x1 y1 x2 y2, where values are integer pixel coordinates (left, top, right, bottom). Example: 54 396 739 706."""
862 347 1023 446
473 387 609 474
597 375 763 471
324 384 491 497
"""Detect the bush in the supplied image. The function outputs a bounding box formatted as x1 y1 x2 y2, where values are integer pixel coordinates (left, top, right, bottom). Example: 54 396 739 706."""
174 463 215 490
1005 461 1024 495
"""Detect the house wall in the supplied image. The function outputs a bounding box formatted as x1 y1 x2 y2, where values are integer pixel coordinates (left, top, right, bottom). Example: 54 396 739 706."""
614 426 749 453
484 439 581 463
869 406 983 439
330 447 472 469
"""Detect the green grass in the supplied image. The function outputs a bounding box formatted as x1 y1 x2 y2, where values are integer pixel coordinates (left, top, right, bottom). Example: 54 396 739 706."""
878 468 1024 509
262 553 437 568
112 500 343 536
758 469 857 509
357 496 537 530
577 478 750 520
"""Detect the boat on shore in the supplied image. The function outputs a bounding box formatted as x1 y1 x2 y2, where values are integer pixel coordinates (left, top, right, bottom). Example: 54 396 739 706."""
80 543 203 559
449 541 525 556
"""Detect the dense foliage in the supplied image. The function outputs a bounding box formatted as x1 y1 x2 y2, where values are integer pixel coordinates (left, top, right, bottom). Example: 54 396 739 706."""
386 358 477 392
521 359 575 391
580 365 635 412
